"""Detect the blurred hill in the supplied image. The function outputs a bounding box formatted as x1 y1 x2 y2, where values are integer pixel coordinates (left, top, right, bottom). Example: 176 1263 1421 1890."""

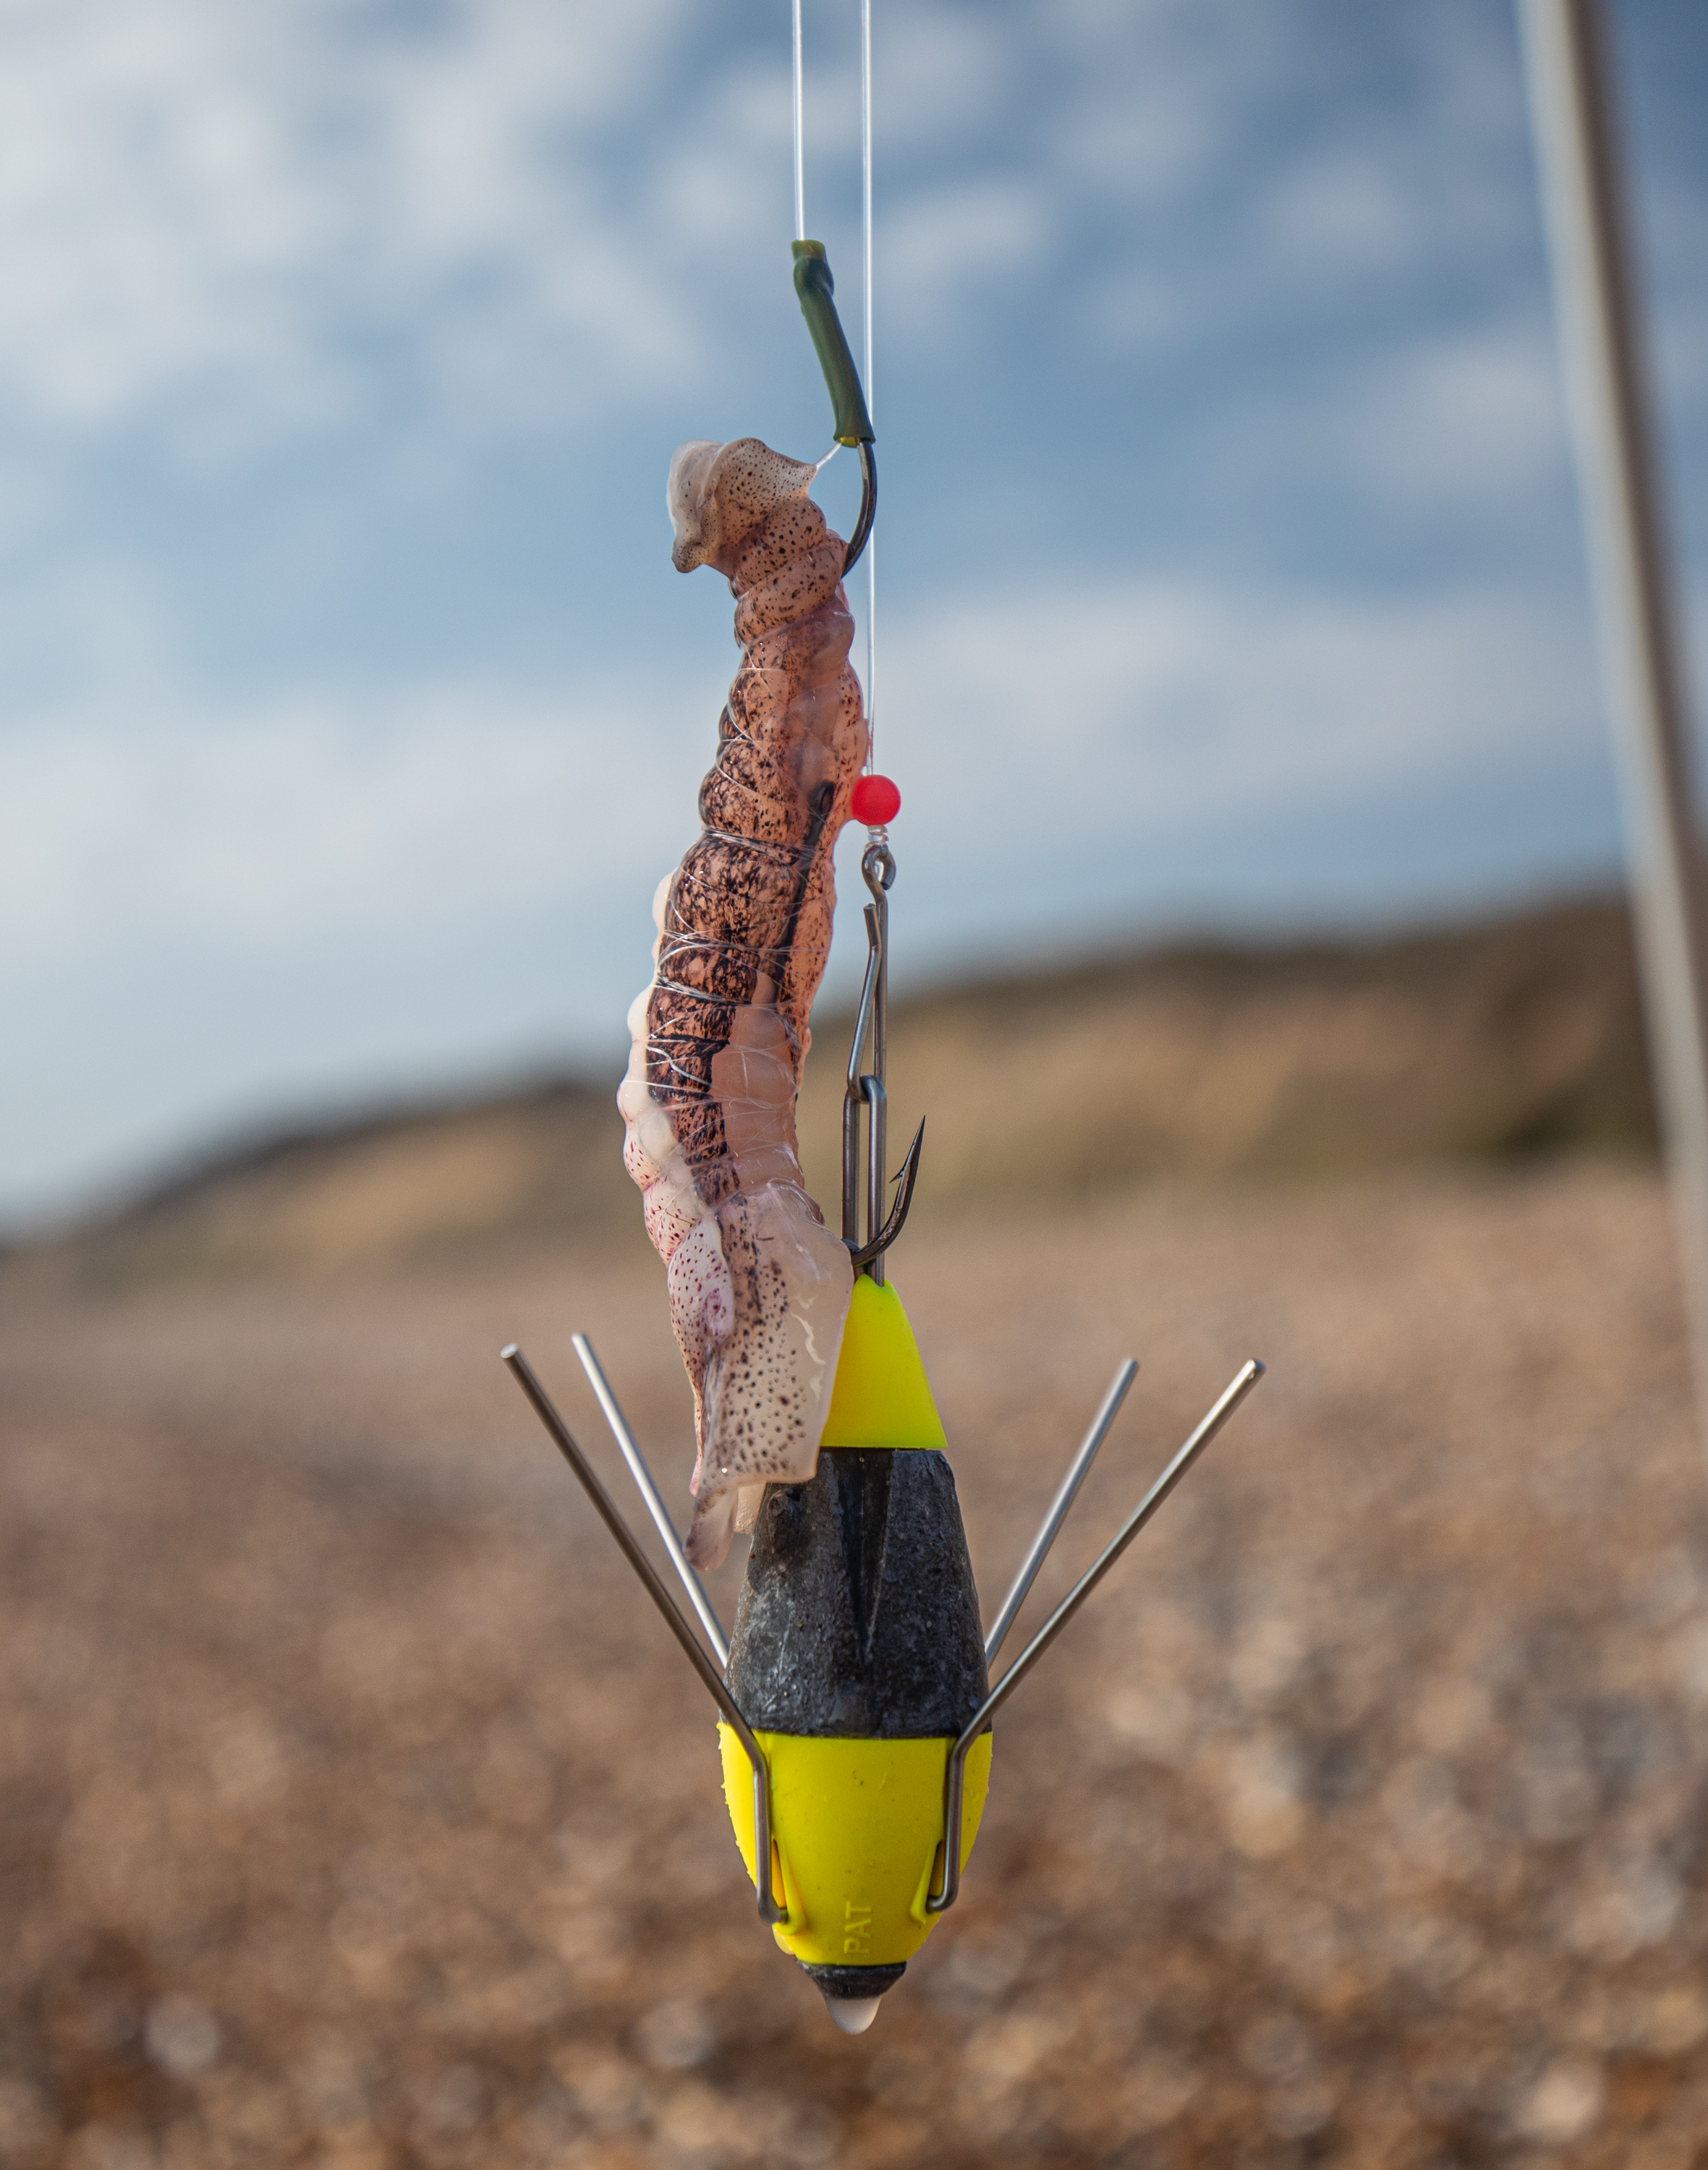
6 890 1652 1290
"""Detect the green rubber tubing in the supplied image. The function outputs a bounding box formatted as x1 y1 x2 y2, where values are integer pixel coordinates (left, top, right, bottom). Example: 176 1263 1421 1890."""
792 241 875 446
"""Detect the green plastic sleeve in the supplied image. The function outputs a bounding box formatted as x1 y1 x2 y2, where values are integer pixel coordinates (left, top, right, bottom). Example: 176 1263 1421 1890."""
791 240 875 446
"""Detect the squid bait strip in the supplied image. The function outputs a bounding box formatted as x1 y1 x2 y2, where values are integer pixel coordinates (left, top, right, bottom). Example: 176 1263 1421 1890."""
618 436 868 1570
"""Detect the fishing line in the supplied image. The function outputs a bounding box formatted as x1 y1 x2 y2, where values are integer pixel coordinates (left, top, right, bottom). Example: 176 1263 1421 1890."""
794 1 878 772
861 0 875 772
792 0 806 243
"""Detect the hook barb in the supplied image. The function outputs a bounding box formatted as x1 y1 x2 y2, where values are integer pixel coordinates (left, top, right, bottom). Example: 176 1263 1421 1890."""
846 1115 925 1270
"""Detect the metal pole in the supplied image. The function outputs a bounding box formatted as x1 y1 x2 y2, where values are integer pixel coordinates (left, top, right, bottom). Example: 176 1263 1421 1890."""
1518 0 1708 1405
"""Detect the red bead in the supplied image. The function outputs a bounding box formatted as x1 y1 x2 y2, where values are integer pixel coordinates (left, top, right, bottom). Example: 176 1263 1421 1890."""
851 773 901 825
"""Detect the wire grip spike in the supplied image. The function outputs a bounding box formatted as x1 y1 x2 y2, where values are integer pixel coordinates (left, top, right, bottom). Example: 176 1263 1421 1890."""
927 1358 1266 1915
501 1344 786 1924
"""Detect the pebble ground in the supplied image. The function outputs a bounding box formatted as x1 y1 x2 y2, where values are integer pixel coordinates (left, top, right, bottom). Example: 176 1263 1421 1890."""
4 1165 1707 2169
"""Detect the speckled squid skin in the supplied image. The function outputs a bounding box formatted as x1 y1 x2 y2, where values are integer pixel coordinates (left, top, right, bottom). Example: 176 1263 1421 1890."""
617 438 865 1570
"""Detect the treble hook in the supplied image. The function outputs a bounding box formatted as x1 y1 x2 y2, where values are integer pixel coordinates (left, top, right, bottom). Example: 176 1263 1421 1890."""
845 1117 925 1270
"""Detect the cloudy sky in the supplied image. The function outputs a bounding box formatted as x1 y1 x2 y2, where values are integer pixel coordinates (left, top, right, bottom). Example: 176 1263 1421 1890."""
2 0 1705 1224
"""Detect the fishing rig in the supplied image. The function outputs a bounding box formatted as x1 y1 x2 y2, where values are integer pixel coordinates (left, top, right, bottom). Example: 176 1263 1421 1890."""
502 7 1262 2036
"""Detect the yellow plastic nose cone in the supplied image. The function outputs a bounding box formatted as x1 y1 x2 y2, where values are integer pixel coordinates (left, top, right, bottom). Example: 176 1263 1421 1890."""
823 1995 880 2034
818 1277 946 1451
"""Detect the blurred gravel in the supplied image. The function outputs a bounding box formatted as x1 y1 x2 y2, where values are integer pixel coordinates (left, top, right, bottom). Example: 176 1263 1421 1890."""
4 1165 1708 2169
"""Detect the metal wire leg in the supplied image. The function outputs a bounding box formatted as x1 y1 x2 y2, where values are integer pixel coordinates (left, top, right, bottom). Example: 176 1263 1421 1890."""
501 1344 785 1924
985 1358 1139 1664
570 1333 728 1669
928 1358 1265 1914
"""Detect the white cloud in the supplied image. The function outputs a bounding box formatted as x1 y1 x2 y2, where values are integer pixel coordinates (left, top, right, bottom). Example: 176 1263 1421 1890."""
0 666 713 977
880 179 1053 335
874 9 1016 150
1156 312 1573 530
1257 129 1531 299
0 569 1602 988
1086 268 1186 354
0 0 697 443
1043 4 1549 396
1263 150 1423 274
883 572 1602 874
1040 0 1259 204
1348 323 1569 508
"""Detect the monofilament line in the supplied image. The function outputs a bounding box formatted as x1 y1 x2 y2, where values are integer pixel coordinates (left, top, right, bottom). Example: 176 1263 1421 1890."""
862 0 876 772
795 1 877 770
791 0 806 242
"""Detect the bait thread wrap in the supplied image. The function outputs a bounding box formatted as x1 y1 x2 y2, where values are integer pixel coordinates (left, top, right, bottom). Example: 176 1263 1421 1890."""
619 437 866 1569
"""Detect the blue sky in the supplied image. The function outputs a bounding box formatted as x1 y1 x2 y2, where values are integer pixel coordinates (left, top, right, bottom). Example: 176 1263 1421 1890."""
1 0 1705 1223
